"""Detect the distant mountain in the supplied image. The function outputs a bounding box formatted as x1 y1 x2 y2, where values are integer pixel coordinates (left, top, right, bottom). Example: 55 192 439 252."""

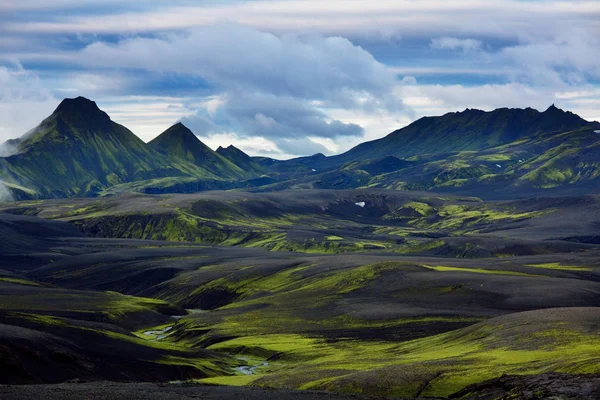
216 145 265 175
148 123 248 178
0 97 211 198
1 99 598 201
279 105 591 171
267 122 600 198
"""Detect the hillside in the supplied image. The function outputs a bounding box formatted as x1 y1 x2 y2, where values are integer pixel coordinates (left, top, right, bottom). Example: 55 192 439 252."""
216 145 265 175
0 205 598 396
262 115 600 198
322 105 593 167
148 123 248 178
0 97 214 198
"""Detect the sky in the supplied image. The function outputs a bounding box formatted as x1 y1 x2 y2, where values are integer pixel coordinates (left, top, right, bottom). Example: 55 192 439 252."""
0 0 599 159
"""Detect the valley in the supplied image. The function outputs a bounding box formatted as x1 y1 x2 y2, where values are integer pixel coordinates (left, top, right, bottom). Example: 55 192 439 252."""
1 189 599 398
1 98 599 399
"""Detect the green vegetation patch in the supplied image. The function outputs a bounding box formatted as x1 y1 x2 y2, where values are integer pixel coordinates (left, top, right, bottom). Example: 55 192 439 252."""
421 264 542 277
0 277 42 287
525 263 592 272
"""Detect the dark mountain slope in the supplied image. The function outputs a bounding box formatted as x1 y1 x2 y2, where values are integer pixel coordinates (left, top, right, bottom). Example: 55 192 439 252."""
0 97 211 198
216 145 265 175
149 123 248 178
284 105 592 171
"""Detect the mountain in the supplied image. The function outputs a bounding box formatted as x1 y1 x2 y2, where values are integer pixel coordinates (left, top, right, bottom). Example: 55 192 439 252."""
267 122 600 198
1 100 598 201
216 145 265 175
149 123 248 178
283 105 592 171
0 97 211 198
259 107 600 198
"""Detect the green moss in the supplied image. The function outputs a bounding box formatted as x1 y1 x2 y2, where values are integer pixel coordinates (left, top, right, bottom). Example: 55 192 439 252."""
0 277 42 287
421 264 542 277
525 263 592 272
326 235 344 241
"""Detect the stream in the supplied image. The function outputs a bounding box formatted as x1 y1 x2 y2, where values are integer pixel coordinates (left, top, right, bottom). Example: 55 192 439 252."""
142 309 269 375
233 357 270 375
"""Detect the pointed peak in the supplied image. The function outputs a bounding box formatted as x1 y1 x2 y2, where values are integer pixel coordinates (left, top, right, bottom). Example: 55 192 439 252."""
544 104 561 113
158 122 197 139
173 121 187 129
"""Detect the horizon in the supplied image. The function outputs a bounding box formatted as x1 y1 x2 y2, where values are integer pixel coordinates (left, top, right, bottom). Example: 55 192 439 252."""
1 0 598 158
1 95 590 162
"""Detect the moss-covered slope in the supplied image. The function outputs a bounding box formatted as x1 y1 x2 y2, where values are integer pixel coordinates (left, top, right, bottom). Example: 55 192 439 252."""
149 123 250 178
0 98 218 198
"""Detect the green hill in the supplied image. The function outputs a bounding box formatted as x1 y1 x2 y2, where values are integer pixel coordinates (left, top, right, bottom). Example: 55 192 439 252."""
149 123 248 178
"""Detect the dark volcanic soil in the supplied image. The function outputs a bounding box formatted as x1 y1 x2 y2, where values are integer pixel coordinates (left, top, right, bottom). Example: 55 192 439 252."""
451 373 600 400
0 382 406 400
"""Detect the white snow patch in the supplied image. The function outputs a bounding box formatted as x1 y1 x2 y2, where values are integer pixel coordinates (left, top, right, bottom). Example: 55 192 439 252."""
355 201 366 208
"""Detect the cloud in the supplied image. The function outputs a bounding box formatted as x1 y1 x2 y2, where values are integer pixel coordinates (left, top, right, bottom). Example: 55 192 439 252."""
5 0 599 41
0 181 15 203
430 37 482 53
79 24 398 155
0 141 18 157
397 81 600 122
499 31 600 86
180 92 364 156
77 25 402 111
223 93 364 139
0 64 58 143
274 137 329 156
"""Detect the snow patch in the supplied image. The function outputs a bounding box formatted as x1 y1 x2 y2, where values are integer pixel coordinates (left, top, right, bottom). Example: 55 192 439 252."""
355 201 366 208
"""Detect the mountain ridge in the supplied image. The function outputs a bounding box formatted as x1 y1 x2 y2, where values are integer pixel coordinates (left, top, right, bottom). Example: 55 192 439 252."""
1 97 598 200
294 104 594 170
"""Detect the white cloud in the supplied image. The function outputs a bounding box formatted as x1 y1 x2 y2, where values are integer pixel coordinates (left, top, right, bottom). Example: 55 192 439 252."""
77 25 402 111
197 132 287 158
499 31 600 85
74 24 410 156
0 64 58 143
397 82 600 122
430 37 482 53
4 0 599 41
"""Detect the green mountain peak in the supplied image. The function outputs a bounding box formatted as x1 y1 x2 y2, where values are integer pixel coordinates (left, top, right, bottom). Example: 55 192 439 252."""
149 123 249 178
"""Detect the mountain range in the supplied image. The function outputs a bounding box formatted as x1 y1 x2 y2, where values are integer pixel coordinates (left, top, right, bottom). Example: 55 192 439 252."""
1 96 598 200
